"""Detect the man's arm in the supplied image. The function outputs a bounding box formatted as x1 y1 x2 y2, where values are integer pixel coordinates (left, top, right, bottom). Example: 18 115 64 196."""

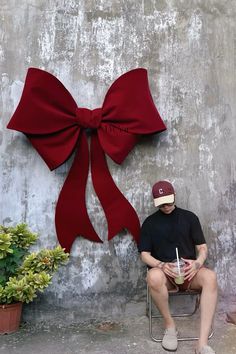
141 251 177 278
182 243 208 281
141 251 164 269
195 243 208 267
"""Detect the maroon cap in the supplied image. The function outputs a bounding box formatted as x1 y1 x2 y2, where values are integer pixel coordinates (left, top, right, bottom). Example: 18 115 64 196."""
152 180 175 207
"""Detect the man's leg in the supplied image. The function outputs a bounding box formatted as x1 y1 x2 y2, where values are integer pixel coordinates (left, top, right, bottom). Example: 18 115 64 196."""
190 268 218 351
147 268 176 329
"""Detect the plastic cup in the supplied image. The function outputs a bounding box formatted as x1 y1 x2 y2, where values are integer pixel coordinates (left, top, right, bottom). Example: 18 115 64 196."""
172 259 185 284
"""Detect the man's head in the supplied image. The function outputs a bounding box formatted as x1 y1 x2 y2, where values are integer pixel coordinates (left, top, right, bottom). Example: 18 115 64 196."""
152 180 175 213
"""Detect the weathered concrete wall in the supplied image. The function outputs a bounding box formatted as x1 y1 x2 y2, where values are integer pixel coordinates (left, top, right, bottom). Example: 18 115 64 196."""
0 0 236 323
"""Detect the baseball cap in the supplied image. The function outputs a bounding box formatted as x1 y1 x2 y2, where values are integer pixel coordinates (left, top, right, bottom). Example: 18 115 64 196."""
152 180 175 207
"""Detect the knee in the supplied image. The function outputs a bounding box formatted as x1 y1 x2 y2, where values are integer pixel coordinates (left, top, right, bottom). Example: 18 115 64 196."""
200 269 218 290
147 269 166 290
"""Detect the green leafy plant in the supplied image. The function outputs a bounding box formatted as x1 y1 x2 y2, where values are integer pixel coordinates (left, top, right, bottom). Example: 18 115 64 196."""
0 224 69 304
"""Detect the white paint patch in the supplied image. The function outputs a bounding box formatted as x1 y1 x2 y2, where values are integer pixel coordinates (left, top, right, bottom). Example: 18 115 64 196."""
211 220 236 291
38 10 56 63
0 45 5 62
153 10 177 31
10 80 24 110
212 220 234 251
90 16 125 82
113 236 134 257
230 160 236 182
188 12 203 43
80 258 102 290
199 143 216 194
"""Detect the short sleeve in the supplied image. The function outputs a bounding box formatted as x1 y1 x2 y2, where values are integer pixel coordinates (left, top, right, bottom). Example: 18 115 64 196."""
138 219 152 253
190 214 206 245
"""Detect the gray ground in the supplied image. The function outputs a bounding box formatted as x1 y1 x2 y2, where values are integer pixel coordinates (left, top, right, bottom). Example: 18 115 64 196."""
0 310 235 354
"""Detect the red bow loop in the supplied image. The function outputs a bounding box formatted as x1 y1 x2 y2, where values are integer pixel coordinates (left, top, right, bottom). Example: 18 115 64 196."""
76 107 102 129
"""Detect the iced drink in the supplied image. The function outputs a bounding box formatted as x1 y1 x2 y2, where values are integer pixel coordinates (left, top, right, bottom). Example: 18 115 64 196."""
174 274 184 284
172 259 185 285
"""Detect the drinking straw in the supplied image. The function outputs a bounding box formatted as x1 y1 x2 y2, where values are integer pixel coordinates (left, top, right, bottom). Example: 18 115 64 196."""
175 247 181 275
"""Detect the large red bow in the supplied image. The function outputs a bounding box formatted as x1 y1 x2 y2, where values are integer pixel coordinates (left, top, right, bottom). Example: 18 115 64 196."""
7 68 166 252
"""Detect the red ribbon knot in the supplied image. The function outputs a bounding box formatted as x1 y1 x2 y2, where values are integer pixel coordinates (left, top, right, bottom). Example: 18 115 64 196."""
7 67 166 252
76 107 102 129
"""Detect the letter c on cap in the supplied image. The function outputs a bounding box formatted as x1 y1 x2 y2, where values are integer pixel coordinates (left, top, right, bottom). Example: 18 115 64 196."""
159 188 164 194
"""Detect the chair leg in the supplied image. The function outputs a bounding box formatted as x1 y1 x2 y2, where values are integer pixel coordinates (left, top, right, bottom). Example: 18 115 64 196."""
147 288 214 342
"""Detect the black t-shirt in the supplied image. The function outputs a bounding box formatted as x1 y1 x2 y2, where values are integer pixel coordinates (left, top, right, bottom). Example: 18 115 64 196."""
138 206 206 262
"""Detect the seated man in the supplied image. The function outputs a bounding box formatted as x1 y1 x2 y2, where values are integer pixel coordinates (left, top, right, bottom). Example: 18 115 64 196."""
139 180 218 354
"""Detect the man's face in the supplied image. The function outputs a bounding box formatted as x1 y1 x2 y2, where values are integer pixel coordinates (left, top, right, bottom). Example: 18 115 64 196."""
159 202 175 214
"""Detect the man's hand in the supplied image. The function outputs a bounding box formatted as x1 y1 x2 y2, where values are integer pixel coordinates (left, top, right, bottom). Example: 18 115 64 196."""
162 262 177 278
182 258 201 281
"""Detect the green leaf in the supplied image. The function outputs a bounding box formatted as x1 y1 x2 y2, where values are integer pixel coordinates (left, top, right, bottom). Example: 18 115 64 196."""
0 223 69 304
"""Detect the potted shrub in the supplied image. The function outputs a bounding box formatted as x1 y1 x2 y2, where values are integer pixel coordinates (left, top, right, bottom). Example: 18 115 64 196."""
0 223 69 334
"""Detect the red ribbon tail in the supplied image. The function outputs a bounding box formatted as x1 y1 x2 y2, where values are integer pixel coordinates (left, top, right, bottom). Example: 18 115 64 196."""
91 133 140 243
55 131 102 252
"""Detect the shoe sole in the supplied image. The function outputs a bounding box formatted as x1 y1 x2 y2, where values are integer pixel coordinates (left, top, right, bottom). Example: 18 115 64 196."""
161 344 177 352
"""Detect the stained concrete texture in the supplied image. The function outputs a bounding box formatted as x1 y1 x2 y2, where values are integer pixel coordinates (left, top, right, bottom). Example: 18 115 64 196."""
0 311 236 354
1 0 236 323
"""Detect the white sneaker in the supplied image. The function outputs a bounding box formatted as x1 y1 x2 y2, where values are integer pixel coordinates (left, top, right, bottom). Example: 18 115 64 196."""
162 327 178 351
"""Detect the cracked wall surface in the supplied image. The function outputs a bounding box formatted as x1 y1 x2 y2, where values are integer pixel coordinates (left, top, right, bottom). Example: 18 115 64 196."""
0 0 236 322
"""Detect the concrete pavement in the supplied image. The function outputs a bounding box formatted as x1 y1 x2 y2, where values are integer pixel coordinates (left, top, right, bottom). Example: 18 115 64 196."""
0 308 235 354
